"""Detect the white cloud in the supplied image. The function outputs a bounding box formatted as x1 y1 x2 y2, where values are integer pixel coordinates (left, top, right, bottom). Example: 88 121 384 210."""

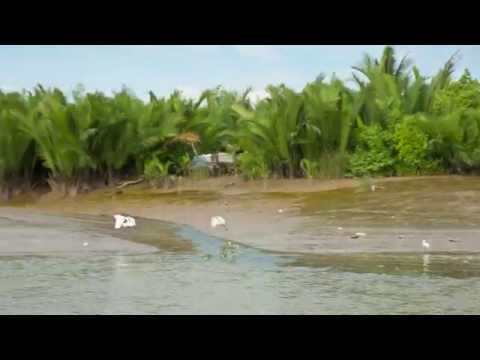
176 85 202 100
180 45 223 51
116 45 224 53
0 84 14 91
247 88 269 104
232 45 282 61
0 84 28 93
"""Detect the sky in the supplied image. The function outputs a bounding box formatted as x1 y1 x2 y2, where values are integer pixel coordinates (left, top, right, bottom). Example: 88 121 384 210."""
1 45 479 102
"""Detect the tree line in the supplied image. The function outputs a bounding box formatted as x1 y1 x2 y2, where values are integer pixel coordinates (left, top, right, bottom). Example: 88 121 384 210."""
1 46 480 198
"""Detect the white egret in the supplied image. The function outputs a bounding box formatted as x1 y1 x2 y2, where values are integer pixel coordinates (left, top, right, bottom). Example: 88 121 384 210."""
211 216 227 229
124 216 136 227
113 214 136 229
83 242 89 247
422 240 430 250
113 214 125 229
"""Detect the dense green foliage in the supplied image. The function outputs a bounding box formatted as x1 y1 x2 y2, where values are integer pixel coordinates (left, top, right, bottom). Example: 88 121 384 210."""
1 46 480 198
348 123 396 177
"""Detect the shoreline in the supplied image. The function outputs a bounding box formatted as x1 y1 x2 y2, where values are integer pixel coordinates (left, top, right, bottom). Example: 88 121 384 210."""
0 209 159 256
2 175 480 255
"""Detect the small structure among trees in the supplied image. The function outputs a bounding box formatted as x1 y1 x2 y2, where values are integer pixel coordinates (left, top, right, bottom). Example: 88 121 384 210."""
192 152 235 176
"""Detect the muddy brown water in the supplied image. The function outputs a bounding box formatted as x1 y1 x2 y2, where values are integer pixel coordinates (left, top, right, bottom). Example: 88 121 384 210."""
1 177 480 314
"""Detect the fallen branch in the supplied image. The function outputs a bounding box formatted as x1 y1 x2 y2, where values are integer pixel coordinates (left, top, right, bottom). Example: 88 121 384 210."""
116 177 145 189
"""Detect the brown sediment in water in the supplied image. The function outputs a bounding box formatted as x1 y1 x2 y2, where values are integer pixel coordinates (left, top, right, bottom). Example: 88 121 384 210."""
2 175 480 255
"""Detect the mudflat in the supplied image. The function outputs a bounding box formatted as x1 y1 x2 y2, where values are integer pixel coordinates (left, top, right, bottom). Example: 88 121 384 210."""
0 208 158 255
2 175 479 255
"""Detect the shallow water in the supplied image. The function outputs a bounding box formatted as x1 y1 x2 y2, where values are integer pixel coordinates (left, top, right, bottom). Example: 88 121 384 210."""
2 177 480 314
1 212 480 314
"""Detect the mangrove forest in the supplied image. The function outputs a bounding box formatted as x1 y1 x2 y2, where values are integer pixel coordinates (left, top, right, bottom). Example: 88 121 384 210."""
2 46 480 199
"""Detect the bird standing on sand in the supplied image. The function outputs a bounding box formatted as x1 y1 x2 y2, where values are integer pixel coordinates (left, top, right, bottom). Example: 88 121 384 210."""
371 185 376 192
211 216 228 230
422 240 430 250
113 214 136 229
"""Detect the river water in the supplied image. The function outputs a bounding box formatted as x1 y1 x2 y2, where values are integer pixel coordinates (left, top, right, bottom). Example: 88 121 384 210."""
1 177 480 314
1 213 480 314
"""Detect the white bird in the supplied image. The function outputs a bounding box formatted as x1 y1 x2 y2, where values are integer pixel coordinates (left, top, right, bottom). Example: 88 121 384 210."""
113 214 136 229
422 240 430 250
355 232 367 237
277 209 284 213
124 216 136 227
211 216 227 229
113 214 125 229
371 184 376 192
337 227 343 231
83 242 89 247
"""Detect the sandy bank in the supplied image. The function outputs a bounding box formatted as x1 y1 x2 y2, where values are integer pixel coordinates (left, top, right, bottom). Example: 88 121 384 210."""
2 175 478 255
0 208 158 256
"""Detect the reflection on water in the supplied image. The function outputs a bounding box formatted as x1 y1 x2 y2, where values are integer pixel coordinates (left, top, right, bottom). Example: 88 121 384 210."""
1 249 479 314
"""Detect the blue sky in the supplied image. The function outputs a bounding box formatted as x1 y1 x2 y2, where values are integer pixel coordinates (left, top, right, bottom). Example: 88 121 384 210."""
1 45 479 102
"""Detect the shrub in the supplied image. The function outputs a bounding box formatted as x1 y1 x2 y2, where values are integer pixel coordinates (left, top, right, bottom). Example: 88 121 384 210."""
317 153 348 178
237 152 270 180
144 158 172 187
300 159 319 179
176 153 191 176
392 115 440 175
348 124 395 176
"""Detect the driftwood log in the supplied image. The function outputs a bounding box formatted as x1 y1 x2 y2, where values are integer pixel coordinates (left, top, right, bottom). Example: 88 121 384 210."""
116 177 145 189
